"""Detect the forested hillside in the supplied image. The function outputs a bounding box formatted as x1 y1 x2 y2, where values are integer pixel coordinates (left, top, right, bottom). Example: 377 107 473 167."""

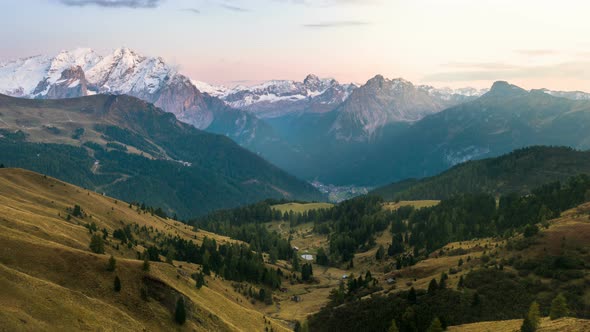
373 146 590 201
0 93 322 217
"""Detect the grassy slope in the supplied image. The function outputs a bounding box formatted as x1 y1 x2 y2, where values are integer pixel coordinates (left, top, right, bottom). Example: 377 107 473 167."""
448 317 590 332
0 168 289 332
271 202 334 214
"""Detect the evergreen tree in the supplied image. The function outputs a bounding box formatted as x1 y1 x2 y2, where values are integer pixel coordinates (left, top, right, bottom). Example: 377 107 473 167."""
114 276 121 292
269 247 278 264
407 287 417 304
523 224 539 238
175 297 186 325
143 252 150 272
439 272 448 289
401 306 416 332
427 279 438 295
549 293 569 320
388 319 399 332
165 250 174 265
316 247 329 266
521 301 540 332
457 275 464 289
292 252 300 272
427 318 443 332
301 263 313 281
375 245 385 260
72 204 83 217
264 288 273 305
89 234 105 254
196 272 205 289
521 316 535 332
107 255 116 271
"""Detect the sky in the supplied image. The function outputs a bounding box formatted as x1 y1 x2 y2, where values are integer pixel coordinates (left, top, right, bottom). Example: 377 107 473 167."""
1 0 590 90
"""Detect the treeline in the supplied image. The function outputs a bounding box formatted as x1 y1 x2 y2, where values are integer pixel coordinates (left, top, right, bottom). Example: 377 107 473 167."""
192 201 293 262
155 236 283 288
399 174 590 256
197 196 390 264
308 268 586 332
195 199 332 227
128 201 171 219
314 173 590 265
192 199 333 262
112 225 283 289
317 196 390 263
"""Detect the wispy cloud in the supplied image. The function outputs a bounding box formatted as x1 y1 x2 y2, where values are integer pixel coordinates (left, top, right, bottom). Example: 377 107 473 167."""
303 20 370 28
219 3 248 12
59 0 162 8
181 8 201 14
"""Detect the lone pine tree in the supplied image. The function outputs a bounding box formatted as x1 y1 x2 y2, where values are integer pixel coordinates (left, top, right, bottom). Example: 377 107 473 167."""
175 297 186 325
427 318 443 332
114 276 121 292
550 293 569 320
196 272 205 289
107 255 116 271
89 234 105 254
143 254 150 272
521 301 540 332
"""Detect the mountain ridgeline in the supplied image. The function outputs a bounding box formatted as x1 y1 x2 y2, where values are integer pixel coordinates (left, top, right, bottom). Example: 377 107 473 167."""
227 79 590 187
354 82 590 186
4 48 590 189
0 93 322 218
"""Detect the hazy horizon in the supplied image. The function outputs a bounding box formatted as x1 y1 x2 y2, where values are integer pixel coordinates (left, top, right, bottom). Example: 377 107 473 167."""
2 0 590 91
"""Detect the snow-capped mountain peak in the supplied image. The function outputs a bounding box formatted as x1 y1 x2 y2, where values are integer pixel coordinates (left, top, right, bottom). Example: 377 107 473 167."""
219 74 354 118
0 47 236 131
190 80 228 97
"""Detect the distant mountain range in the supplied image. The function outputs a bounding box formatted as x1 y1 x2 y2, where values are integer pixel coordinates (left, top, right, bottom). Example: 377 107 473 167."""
0 48 274 148
3 48 590 189
349 81 590 185
0 48 487 142
0 93 322 217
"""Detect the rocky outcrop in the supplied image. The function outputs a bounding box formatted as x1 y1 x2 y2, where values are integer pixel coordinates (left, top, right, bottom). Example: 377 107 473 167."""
45 66 88 99
153 74 213 129
330 75 470 141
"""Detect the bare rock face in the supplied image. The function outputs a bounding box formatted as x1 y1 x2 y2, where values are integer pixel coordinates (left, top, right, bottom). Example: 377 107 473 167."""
330 75 460 141
152 74 214 130
45 66 88 99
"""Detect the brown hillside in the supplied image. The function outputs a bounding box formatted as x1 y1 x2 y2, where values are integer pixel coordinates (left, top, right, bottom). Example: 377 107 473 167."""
0 168 289 332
